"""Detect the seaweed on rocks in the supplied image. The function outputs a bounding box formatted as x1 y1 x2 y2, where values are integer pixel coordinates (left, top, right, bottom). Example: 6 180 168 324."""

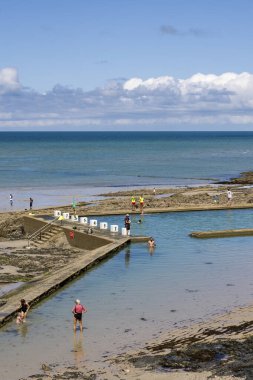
129 337 253 379
24 370 97 380
217 171 253 185
0 216 25 240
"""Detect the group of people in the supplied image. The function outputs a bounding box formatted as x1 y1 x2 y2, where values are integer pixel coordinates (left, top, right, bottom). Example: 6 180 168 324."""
9 194 34 209
131 188 157 213
16 298 87 333
124 213 156 249
131 195 145 214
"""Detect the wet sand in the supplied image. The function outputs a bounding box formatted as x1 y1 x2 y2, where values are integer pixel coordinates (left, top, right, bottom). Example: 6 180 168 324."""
1 181 253 379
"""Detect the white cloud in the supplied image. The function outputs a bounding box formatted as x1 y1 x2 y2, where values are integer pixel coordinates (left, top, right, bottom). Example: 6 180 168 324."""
0 67 21 94
124 76 177 91
0 69 253 129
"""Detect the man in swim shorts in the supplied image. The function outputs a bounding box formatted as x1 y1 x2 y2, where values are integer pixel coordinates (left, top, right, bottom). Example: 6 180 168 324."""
148 237 156 248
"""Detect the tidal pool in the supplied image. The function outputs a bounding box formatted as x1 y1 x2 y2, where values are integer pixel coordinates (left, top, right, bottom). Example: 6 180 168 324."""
1 209 253 380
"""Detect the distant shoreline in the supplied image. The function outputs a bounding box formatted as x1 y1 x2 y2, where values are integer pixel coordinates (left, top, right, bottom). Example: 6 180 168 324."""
0 170 252 213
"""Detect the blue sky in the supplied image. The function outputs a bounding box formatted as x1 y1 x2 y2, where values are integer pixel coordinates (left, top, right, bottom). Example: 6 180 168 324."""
0 0 253 130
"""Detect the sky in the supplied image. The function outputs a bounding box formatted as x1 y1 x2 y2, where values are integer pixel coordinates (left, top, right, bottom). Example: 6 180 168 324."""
0 0 253 131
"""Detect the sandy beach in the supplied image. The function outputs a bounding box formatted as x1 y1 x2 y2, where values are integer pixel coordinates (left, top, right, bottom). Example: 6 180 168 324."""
1 175 253 379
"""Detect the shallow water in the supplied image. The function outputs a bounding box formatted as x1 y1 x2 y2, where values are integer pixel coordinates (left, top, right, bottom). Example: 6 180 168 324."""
1 209 253 379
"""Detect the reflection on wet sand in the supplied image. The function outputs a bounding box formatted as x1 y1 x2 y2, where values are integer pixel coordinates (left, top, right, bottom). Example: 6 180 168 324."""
73 332 85 366
18 323 28 339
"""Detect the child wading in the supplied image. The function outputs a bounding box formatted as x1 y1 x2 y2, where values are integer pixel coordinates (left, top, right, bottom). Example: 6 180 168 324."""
16 299 30 324
72 299 87 332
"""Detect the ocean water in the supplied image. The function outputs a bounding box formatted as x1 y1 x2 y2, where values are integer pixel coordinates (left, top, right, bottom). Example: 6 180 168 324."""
0 131 253 210
1 131 253 379
2 209 253 380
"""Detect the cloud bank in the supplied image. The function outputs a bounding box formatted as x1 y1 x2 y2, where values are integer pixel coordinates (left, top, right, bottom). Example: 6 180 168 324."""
0 67 253 130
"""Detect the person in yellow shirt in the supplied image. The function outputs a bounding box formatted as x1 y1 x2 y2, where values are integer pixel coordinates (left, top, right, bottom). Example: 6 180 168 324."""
139 195 144 214
131 196 136 211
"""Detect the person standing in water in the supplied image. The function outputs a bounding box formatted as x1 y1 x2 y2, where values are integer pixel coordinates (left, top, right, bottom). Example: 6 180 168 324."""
148 237 156 256
9 194 13 206
148 237 156 248
29 197 33 210
16 299 30 324
72 299 87 332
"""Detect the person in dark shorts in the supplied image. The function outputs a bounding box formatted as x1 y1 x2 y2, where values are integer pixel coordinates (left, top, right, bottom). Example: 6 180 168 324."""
29 197 33 210
124 214 131 236
72 299 87 332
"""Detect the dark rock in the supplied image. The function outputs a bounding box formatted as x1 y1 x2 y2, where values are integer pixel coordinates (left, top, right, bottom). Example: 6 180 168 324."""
0 299 7 307
217 171 253 185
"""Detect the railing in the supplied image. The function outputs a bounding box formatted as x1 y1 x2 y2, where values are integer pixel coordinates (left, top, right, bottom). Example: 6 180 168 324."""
27 217 59 248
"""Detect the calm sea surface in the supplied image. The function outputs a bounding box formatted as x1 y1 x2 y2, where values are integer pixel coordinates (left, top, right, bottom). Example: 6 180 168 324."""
0 131 253 210
1 132 253 379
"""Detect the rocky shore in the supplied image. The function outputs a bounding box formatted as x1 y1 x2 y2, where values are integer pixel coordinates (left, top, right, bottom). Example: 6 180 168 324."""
2 173 253 380
217 171 253 185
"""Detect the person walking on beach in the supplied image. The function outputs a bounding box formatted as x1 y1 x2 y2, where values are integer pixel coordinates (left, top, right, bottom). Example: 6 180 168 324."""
124 214 131 236
139 195 144 214
9 194 13 206
29 197 33 210
72 299 87 332
16 299 30 324
227 189 233 203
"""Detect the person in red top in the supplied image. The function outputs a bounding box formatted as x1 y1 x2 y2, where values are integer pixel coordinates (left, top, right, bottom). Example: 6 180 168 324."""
72 299 87 332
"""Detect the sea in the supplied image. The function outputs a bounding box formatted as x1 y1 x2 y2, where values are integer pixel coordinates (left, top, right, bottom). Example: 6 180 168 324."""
0 131 253 210
1 131 253 380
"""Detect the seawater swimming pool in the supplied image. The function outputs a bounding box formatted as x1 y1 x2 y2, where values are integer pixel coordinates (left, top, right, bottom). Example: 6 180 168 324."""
1 209 253 380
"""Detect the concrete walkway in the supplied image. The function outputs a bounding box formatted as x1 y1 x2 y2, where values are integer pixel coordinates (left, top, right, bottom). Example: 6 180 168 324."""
81 203 253 216
0 237 130 327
